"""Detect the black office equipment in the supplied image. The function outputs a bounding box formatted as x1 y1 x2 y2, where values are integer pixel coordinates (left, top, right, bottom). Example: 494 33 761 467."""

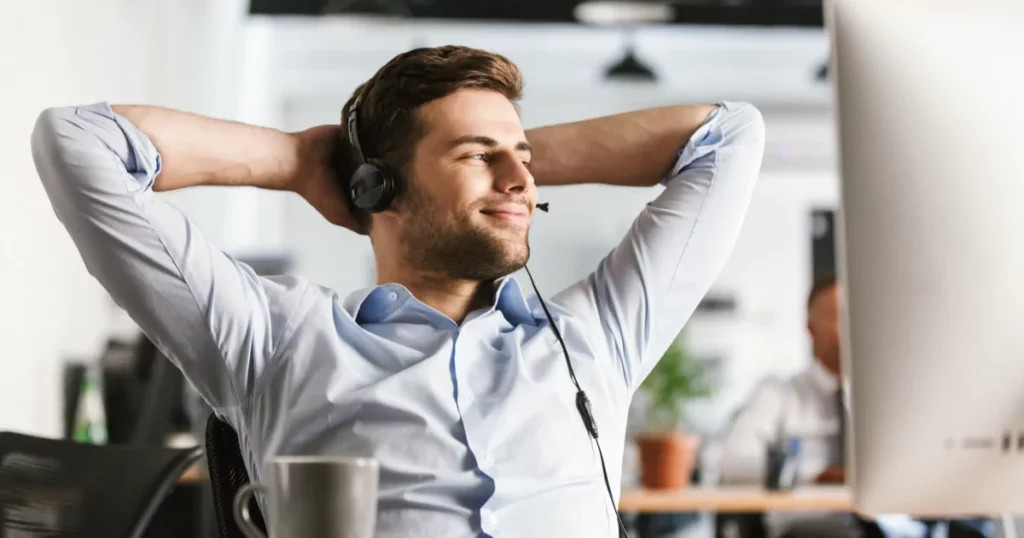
0 431 201 538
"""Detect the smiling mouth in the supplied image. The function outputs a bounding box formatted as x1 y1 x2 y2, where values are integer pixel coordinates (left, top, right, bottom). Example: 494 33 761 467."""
482 209 526 218
477 203 528 220
480 209 530 224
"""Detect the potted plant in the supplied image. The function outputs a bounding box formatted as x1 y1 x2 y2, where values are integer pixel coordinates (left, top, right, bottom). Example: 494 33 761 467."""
636 342 714 490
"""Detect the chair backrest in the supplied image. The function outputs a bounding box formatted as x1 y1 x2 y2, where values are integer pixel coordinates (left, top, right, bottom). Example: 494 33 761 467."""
0 431 202 538
205 415 266 538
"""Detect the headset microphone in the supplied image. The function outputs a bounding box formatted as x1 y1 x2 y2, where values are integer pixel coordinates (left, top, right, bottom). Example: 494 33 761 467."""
536 202 549 213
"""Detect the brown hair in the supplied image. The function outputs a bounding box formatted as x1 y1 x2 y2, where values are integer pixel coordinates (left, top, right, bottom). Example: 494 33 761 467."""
340 45 524 184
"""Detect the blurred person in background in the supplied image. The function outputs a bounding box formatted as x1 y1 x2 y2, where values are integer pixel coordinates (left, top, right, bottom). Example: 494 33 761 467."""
720 273 845 491
31 45 764 536
719 273 854 538
719 274 991 538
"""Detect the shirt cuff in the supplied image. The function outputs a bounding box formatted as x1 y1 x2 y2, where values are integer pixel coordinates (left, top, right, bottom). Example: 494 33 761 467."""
661 101 756 186
75 102 162 193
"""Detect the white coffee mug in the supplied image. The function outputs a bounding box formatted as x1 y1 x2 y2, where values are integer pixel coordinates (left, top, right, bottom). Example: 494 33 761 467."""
233 455 379 538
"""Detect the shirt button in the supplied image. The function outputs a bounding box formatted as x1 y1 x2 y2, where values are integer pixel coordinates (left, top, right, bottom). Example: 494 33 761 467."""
480 452 493 465
387 291 398 301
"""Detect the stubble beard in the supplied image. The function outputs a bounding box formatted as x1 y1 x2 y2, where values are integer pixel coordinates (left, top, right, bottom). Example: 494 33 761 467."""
400 186 530 282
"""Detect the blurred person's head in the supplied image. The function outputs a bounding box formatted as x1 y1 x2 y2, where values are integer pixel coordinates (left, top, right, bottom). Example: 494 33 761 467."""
340 45 535 285
807 272 841 377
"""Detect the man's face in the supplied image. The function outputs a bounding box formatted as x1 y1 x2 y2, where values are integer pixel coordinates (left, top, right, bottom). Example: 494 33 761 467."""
395 89 537 281
808 284 841 375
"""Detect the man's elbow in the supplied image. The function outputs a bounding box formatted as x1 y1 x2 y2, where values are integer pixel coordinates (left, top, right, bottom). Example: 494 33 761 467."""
725 102 766 150
716 102 766 192
31 107 78 182
32 107 77 149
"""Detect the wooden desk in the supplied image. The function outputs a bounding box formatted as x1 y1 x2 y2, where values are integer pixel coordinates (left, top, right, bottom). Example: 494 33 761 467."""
619 486 853 514
177 468 853 514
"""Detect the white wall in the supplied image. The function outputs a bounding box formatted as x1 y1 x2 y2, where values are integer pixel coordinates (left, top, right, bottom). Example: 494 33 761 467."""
0 0 250 436
0 0 154 436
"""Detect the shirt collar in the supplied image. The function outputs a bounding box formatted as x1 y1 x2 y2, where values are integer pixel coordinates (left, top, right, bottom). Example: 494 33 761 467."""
492 276 537 327
344 283 411 325
808 360 840 393
344 276 537 327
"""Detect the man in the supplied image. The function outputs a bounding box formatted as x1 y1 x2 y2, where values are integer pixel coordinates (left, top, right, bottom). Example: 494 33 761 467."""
719 275 991 538
32 46 764 537
720 274 845 489
719 274 854 537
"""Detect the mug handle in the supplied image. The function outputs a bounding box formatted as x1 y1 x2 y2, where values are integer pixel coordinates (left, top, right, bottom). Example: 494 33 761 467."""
233 483 269 538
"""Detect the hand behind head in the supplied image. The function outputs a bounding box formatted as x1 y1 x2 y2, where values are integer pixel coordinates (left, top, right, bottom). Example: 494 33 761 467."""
291 125 368 235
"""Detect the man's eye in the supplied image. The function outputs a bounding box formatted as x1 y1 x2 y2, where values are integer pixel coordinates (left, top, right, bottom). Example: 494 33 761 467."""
470 154 488 161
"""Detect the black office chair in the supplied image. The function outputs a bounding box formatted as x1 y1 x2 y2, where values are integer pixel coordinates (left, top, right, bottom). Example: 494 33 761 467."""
205 415 266 538
0 431 202 538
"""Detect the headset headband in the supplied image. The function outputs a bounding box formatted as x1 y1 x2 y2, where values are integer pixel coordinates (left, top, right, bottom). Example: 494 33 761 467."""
347 97 366 166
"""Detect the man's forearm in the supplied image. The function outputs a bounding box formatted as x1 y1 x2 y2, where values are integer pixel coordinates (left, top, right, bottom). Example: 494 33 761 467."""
111 105 301 192
525 104 718 188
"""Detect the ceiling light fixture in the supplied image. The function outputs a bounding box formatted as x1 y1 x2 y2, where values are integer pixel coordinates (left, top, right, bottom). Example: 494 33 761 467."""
574 2 673 84
606 39 658 82
573 1 674 26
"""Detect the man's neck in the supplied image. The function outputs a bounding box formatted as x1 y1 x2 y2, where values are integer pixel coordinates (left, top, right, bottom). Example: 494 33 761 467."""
377 269 499 325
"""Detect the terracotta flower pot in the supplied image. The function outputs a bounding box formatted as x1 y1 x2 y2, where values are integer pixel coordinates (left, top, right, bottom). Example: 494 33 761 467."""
636 432 701 490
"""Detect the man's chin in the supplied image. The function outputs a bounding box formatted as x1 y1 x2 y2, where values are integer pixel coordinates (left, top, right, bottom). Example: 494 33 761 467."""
478 247 530 280
472 223 526 245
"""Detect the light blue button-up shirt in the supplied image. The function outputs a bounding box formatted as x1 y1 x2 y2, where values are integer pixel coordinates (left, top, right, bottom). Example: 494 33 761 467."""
32 101 764 537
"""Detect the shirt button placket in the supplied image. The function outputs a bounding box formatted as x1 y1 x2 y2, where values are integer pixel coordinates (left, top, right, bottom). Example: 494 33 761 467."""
452 332 479 441
454 328 493 481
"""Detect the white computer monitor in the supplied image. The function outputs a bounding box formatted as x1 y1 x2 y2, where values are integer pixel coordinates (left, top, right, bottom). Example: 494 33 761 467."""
828 0 1024 516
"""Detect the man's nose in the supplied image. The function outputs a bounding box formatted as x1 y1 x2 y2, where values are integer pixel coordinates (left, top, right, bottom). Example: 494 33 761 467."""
496 157 534 193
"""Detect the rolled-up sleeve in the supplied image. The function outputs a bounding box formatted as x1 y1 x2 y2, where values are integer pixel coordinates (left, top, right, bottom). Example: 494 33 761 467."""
31 103 308 408
556 101 765 391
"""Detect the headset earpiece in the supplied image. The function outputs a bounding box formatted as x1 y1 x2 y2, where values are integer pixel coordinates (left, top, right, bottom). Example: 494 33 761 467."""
349 161 396 213
346 96 397 213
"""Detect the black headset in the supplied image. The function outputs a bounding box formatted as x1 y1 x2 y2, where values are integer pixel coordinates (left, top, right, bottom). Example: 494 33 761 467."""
346 94 625 537
346 96 397 213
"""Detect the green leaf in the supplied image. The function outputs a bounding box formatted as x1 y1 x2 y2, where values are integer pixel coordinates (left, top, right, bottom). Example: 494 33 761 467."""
639 338 717 432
